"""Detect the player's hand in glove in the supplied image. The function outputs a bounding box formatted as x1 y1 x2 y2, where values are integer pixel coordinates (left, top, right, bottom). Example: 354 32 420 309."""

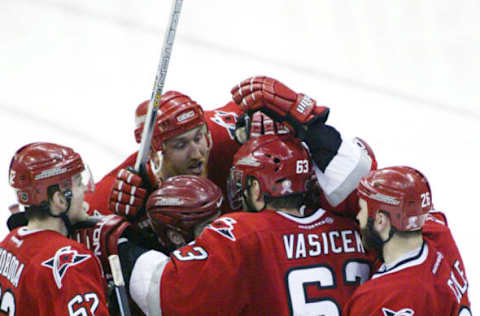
109 167 148 218
234 111 292 144
231 76 330 139
75 215 131 277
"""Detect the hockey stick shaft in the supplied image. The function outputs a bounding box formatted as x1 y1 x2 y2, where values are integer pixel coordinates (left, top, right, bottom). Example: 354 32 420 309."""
108 254 132 316
134 0 184 173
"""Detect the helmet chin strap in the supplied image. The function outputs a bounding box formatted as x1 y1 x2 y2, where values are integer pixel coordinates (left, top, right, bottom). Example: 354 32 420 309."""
48 189 74 237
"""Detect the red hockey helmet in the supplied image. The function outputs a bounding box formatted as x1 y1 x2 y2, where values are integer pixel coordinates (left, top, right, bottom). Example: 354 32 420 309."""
134 91 206 152
146 175 222 251
357 166 433 231
9 142 88 206
228 134 312 210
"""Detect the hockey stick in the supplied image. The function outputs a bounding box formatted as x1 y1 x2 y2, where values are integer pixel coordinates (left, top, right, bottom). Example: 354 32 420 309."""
109 255 132 316
134 0 184 174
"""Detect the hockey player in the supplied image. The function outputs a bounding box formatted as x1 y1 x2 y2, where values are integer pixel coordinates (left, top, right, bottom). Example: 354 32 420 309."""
230 76 375 216
145 175 223 253
343 166 471 315
89 76 373 221
84 134 376 315
2 142 111 315
85 91 243 217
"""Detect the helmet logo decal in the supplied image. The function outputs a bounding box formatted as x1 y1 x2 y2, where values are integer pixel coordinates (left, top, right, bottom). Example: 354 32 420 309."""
381 307 415 316
406 216 419 230
369 193 400 205
177 110 195 122
237 155 261 167
35 167 67 180
42 246 90 289
19 192 29 203
405 214 427 231
154 197 184 206
216 196 223 208
280 179 293 194
9 170 16 185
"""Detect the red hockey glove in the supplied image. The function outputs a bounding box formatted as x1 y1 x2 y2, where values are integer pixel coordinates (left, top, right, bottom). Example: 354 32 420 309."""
234 112 293 144
109 167 148 218
231 76 330 132
75 215 131 277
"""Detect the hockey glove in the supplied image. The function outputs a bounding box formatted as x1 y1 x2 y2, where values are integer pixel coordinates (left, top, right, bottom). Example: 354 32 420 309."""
75 215 131 277
231 76 330 138
109 167 149 218
234 112 292 144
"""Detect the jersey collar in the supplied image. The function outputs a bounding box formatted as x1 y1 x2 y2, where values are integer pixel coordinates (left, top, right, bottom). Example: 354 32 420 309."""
372 241 428 279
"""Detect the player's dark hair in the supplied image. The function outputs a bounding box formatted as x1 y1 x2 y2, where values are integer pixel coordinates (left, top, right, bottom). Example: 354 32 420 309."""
246 175 306 211
265 193 305 211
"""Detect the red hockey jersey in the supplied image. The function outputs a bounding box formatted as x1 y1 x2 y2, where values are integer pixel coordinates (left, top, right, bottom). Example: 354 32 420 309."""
85 101 242 215
343 239 470 315
131 208 376 315
0 227 109 315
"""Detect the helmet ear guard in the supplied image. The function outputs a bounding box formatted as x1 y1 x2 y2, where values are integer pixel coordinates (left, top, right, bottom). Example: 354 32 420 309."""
357 166 433 232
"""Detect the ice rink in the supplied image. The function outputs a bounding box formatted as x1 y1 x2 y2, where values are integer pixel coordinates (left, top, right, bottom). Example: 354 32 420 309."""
1 0 478 310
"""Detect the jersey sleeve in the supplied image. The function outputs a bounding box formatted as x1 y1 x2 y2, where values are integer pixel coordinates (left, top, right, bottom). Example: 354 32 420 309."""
129 215 256 315
161 223 254 315
312 135 373 207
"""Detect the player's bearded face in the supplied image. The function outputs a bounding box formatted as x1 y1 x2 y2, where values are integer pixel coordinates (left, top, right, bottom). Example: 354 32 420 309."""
357 198 384 256
162 125 210 178
360 220 384 253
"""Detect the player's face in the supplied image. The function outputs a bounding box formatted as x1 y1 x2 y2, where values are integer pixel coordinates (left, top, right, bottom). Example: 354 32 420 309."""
162 125 210 177
357 198 383 252
67 174 88 223
241 180 263 212
68 168 94 223
356 198 369 230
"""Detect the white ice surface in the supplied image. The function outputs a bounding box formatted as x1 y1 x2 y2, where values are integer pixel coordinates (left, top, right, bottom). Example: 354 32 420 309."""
1 0 478 309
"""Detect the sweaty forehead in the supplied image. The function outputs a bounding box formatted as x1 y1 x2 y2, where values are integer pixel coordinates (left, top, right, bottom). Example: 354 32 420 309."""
166 125 205 143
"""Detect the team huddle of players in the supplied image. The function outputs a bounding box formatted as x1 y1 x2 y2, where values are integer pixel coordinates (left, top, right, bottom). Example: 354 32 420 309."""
2 76 471 315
